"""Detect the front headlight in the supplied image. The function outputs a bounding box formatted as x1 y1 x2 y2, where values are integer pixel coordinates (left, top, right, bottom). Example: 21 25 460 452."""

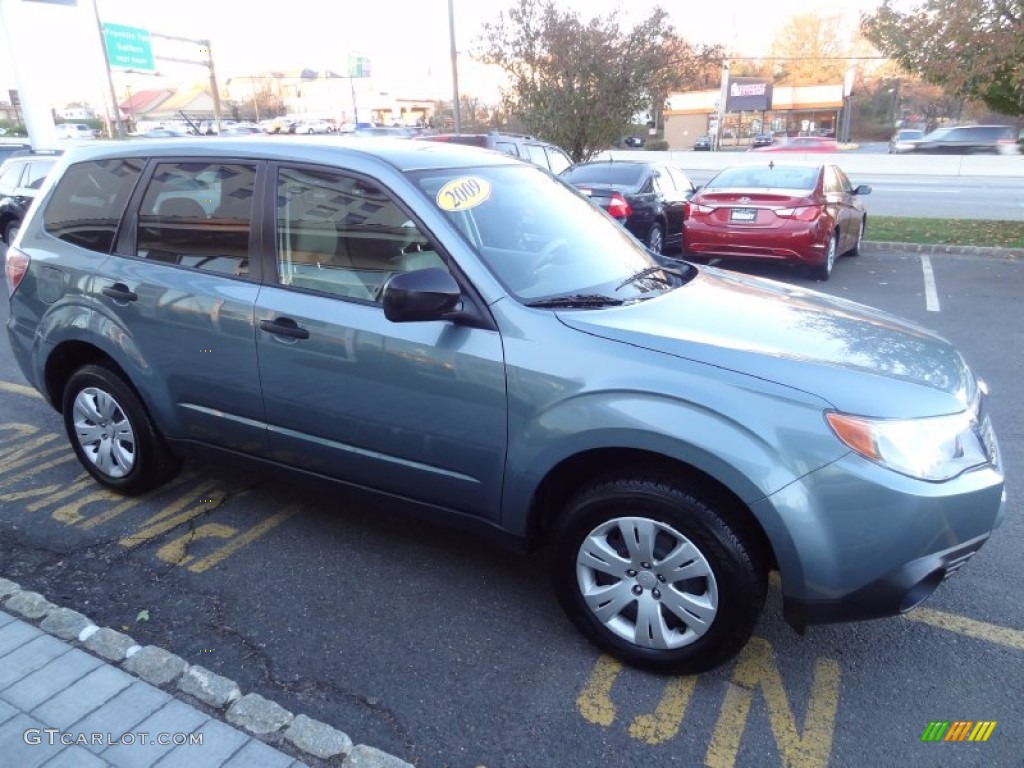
825 410 989 481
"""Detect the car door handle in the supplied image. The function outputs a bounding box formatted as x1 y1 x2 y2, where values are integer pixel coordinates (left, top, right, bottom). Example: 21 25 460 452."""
259 318 310 340
101 284 138 302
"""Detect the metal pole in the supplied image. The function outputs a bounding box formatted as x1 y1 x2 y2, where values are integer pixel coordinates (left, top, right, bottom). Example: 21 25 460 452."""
90 0 125 139
350 76 359 125
448 0 461 133
715 61 729 151
202 40 223 133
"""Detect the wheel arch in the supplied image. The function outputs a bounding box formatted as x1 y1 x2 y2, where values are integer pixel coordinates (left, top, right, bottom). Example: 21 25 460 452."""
526 447 775 570
45 341 136 415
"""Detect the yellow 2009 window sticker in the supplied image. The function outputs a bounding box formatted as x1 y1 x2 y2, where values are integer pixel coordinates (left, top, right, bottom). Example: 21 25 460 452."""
436 176 492 212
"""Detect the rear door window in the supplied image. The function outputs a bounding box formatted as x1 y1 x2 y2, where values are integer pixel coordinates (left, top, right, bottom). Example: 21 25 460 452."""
523 144 548 166
545 147 573 175
43 158 144 253
135 161 257 278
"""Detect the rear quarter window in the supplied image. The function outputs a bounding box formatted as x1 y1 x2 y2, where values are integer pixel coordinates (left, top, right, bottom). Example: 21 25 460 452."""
43 158 143 253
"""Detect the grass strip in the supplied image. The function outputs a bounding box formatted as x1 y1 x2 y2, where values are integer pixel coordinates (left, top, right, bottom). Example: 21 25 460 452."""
868 217 1024 249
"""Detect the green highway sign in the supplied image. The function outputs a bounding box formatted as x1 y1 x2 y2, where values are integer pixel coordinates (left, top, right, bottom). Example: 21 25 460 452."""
348 55 371 78
102 23 155 72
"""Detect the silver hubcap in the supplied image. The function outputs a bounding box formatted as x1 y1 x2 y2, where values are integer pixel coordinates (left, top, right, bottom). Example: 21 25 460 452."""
72 387 136 478
576 516 719 650
649 228 663 254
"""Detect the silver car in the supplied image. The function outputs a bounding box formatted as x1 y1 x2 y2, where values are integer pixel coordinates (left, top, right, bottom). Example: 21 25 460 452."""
5 138 1007 674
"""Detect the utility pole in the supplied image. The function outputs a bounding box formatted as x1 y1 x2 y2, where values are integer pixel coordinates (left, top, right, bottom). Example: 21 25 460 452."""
150 32 223 133
715 61 729 151
90 0 126 139
448 0 461 133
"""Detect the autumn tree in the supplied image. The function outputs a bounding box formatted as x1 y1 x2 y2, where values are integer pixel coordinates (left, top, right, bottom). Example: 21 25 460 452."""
862 0 1024 116
770 12 849 85
478 0 714 162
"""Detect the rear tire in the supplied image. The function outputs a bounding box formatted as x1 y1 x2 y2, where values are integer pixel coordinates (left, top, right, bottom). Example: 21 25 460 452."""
812 232 838 281
4 219 19 245
62 365 181 495
646 223 664 255
550 474 767 674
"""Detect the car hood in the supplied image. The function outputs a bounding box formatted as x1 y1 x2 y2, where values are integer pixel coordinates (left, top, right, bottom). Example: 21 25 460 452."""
556 266 975 418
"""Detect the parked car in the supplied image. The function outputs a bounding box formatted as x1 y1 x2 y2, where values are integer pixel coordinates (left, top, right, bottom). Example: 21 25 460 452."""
219 125 262 136
0 140 32 164
420 131 574 174
750 132 774 149
560 160 695 254
752 136 839 153
693 135 712 151
141 128 193 138
54 123 97 140
902 125 1019 155
623 135 645 148
296 119 335 135
683 162 870 280
349 126 417 139
888 128 924 154
5 139 1005 675
0 149 61 244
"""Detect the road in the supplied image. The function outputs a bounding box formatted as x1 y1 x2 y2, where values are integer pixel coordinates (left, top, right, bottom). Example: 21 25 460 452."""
1 242 1022 767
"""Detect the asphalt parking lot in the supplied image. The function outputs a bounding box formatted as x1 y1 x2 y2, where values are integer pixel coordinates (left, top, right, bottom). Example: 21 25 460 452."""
1 247 1021 768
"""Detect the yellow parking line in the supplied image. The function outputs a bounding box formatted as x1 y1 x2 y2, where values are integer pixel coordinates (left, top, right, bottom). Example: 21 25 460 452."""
576 654 620 727
903 607 1024 652
0 381 41 398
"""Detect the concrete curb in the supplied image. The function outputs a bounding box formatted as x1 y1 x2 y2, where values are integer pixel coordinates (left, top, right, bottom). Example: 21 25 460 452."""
0 577 414 768
862 240 1024 259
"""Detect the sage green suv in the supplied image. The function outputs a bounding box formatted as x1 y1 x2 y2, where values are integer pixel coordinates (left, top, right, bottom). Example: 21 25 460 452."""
5 138 1007 673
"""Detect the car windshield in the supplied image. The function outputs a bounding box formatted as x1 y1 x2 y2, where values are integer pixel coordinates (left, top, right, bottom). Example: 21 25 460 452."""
409 164 679 303
897 130 923 140
704 165 818 191
561 163 646 186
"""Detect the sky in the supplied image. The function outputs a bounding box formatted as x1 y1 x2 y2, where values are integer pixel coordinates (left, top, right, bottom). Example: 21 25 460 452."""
0 0 889 111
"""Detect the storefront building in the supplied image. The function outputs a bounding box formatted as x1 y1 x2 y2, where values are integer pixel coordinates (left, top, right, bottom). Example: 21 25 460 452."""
664 83 845 150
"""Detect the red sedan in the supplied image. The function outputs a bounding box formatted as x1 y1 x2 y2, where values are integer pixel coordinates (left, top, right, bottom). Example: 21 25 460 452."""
751 136 840 153
682 163 871 280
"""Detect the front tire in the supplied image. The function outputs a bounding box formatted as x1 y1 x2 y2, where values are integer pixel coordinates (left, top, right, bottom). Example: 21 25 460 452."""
550 475 767 674
62 365 181 495
849 216 866 256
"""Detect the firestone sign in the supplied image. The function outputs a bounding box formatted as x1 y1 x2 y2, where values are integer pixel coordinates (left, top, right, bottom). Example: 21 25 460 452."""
726 78 773 112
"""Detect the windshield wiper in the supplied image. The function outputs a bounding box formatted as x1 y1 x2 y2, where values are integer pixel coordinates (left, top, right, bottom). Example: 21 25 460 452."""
615 264 689 291
525 293 625 308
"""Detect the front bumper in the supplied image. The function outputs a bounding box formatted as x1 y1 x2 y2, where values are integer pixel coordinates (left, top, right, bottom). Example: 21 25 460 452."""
783 531 992 631
752 450 1006 631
